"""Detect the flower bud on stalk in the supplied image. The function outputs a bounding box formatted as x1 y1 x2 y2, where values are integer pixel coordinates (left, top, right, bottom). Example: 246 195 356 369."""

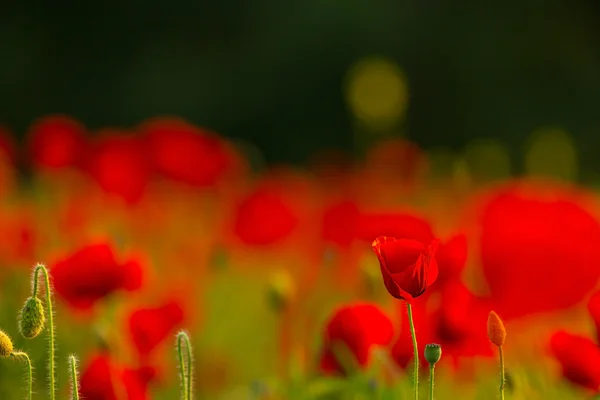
19 297 46 339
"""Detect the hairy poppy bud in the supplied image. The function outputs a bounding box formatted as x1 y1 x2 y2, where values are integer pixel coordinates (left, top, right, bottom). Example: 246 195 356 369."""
424 343 442 366
267 269 295 312
19 297 46 339
487 311 506 347
0 330 14 357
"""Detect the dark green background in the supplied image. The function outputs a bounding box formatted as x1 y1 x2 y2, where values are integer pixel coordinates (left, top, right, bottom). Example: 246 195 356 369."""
2 1 600 167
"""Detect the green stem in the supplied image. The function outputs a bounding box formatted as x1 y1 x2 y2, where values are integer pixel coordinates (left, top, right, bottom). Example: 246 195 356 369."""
499 346 505 400
11 352 32 400
33 263 56 400
177 331 193 400
69 355 80 400
429 365 434 400
406 302 419 400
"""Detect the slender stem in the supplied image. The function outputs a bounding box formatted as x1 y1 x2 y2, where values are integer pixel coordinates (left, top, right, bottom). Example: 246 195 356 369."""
429 365 434 400
499 346 505 400
33 263 56 400
11 352 32 400
69 355 80 400
177 331 193 400
406 302 419 400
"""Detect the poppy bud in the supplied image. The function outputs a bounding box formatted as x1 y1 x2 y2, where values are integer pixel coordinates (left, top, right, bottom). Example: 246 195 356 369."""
487 311 506 347
267 269 295 312
424 343 442 366
18 297 46 339
0 330 14 357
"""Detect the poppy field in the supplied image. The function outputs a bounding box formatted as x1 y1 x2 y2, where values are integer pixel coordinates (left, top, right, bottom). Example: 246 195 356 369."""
1 116 600 400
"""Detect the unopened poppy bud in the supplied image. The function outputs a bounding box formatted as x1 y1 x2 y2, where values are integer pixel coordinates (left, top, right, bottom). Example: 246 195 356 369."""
424 343 442 366
19 297 46 339
267 269 295 312
0 330 14 357
487 311 506 347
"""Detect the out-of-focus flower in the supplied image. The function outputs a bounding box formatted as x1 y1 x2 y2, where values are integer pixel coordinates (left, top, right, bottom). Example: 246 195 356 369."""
372 237 438 302
478 181 600 318
80 353 154 400
51 243 144 310
321 200 360 248
435 234 468 286
233 185 298 246
391 281 492 370
26 115 87 169
550 331 600 391
320 303 394 375
141 118 235 187
85 131 150 204
128 299 185 357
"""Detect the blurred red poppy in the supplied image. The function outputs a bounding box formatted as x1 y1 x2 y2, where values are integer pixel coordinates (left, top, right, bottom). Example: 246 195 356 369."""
372 237 439 302
321 200 360 248
80 353 154 400
587 291 600 344
320 303 394 375
128 299 185 357
391 281 492 370
478 182 600 318
141 118 233 187
434 234 468 286
26 115 87 169
233 185 298 246
550 331 600 391
51 243 144 310
85 131 150 204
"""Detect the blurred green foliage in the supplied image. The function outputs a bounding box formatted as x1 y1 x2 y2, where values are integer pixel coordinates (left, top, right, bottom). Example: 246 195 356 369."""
1 1 600 169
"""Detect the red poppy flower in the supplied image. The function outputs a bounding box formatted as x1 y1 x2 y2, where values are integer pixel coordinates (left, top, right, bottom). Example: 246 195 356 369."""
372 237 439 302
128 299 185 357
26 115 87 169
141 118 233 187
85 132 150 204
435 234 468 286
80 353 154 400
587 291 600 344
320 303 394 375
478 182 600 318
233 185 298 246
51 243 144 310
321 200 360 248
550 331 600 391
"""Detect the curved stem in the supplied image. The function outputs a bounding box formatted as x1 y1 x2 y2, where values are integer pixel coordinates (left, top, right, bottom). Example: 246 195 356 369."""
33 263 56 400
69 355 80 400
406 302 419 400
177 331 193 400
499 346 505 400
11 352 32 400
429 365 434 400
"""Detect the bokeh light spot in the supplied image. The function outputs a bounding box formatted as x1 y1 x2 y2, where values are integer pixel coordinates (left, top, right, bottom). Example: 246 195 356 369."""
524 128 578 181
345 57 408 129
